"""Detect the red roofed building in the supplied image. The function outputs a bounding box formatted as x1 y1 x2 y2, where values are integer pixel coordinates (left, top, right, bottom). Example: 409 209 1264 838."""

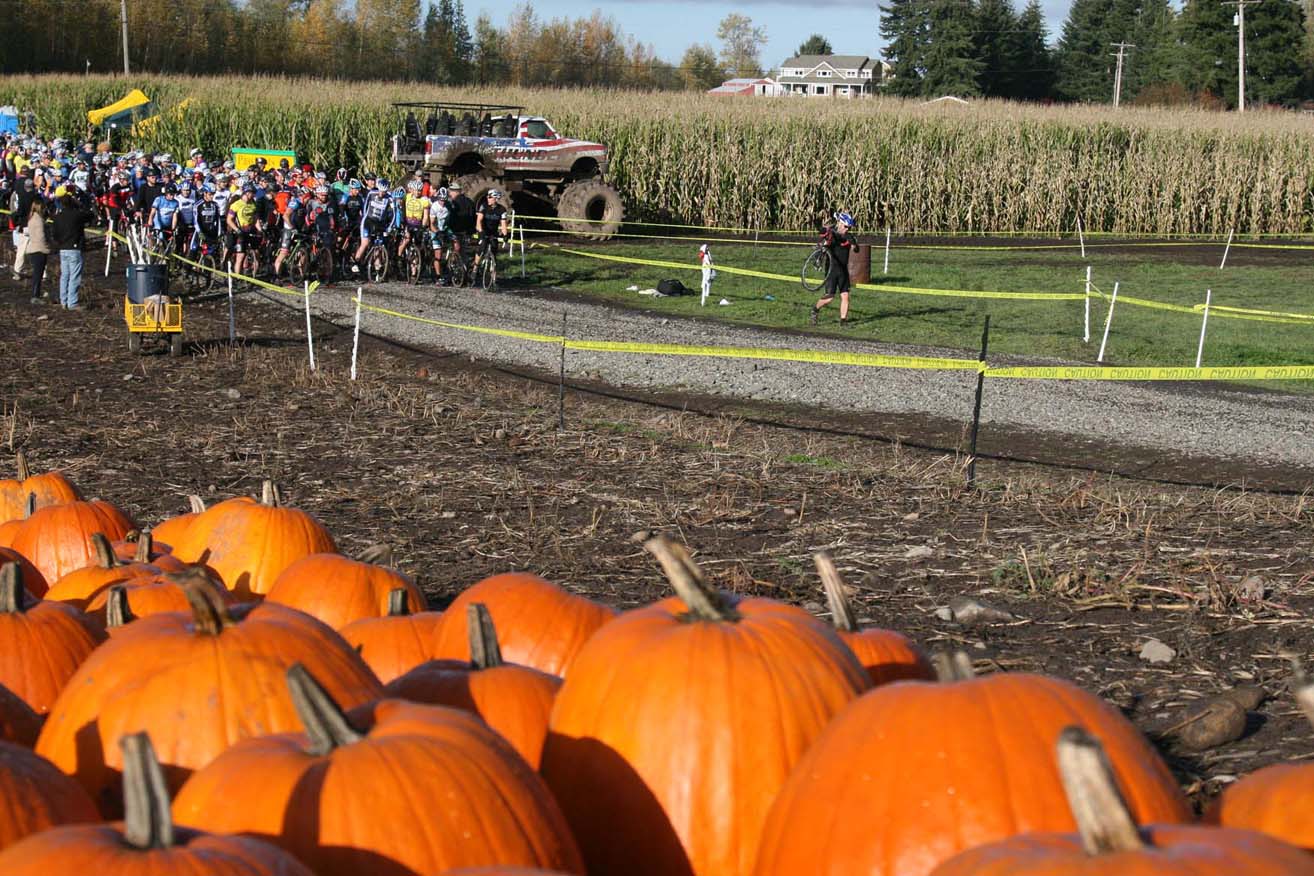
707 77 782 97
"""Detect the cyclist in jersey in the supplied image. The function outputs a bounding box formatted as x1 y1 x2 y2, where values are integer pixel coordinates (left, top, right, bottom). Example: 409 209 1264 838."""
473 188 509 276
272 193 306 280
148 184 181 247
428 186 451 285
194 185 223 254
337 179 365 258
308 185 337 253
400 179 429 255
331 168 350 200
810 211 859 326
226 185 263 276
351 177 393 274
175 183 197 252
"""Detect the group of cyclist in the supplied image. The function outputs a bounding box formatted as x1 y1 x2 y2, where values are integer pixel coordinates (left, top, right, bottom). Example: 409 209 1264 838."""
2 132 511 287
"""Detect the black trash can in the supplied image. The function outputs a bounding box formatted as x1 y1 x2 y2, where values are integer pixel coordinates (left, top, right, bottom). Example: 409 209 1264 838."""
126 264 169 304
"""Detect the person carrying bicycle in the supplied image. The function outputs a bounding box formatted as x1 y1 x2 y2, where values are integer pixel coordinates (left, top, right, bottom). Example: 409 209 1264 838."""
473 188 508 278
810 211 859 327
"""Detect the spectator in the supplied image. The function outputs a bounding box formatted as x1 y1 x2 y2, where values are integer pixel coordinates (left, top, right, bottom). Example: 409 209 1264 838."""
23 198 49 304
51 191 94 310
10 176 35 281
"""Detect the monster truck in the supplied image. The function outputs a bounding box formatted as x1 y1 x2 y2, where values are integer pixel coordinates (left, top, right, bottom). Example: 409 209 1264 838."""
390 101 624 240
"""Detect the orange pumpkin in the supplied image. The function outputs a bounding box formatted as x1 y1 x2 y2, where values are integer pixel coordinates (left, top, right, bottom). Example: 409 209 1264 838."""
44 532 163 609
111 530 185 572
0 451 82 524
339 587 446 683
173 664 585 875
36 570 382 815
88 572 233 629
9 500 136 584
386 603 562 768
752 656 1191 876
929 726 1314 875
1207 678 1314 850
265 545 426 630
0 547 45 598
433 571 615 677
170 480 337 598
816 552 934 686
541 538 869 876
0 732 314 876
0 683 41 747
0 739 99 851
150 496 207 549
0 562 105 714
0 495 35 549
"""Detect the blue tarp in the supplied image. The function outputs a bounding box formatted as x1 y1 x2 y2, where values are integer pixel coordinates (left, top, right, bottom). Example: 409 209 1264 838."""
0 107 19 135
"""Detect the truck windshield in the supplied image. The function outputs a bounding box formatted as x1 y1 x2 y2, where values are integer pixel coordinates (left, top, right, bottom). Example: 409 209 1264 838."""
524 120 555 140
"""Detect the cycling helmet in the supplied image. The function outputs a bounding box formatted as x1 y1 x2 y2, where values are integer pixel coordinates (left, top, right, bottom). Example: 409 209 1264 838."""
835 211 855 228
315 185 329 197
336 167 347 181
164 184 178 195
241 184 255 194
487 189 502 200
201 184 215 194
223 159 235 170
279 159 290 169
392 188 405 200
376 178 389 189
407 179 422 192
288 196 302 210
348 178 362 189
363 171 377 181
436 186 449 200
189 148 202 158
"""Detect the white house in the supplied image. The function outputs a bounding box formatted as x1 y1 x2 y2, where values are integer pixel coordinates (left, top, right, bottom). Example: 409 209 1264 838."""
707 77 784 97
775 55 893 98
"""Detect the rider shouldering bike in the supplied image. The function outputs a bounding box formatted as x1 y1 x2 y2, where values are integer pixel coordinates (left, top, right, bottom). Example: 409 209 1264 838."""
811 211 859 327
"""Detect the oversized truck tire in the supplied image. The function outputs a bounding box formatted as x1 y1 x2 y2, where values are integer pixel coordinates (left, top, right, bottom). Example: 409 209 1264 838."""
451 174 500 208
556 180 624 240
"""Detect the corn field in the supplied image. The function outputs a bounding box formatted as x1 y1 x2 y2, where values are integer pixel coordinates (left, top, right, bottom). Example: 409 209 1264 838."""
5 73 1314 236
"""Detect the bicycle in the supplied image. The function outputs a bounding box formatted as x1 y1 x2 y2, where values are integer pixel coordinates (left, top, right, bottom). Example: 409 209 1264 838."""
476 235 501 291
364 233 391 284
289 233 335 286
801 244 830 292
400 230 424 285
182 235 224 294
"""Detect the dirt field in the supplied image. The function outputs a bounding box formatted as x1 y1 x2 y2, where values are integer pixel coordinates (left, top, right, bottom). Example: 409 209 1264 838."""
2 270 1311 808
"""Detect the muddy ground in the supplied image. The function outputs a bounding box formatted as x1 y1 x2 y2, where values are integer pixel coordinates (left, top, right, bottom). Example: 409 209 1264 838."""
1 268 1311 808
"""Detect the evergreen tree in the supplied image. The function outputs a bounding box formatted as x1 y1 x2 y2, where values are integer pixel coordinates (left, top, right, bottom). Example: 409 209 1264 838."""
472 11 508 83
451 0 474 71
1053 0 1116 101
973 0 1018 96
880 0 930 96
1125 0 1181 99
1178 0 1238 103
1245 0 1307 104
922 0 983 95
796 34 834 55
1008 0 1055 99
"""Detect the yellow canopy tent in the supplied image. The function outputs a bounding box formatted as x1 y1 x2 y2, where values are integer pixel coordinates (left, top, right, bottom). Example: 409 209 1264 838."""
87 89 152 128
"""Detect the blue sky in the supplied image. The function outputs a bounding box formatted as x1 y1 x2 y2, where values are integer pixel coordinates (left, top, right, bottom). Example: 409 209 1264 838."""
465 0 1070 66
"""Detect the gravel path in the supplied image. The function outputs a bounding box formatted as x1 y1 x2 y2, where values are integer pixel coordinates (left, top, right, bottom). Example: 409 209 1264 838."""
291 279 1314 471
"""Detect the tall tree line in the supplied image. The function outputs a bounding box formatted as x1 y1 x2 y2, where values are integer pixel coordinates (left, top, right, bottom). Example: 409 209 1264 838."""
880 0 1312 106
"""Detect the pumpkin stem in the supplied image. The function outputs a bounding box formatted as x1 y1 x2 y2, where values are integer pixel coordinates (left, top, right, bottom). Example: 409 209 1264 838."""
359 543 394 566
187 495 207 514
90 532 119 569
133 530 154 564
106 584 136 628
172 568 233 635
932 651 977 682
14 451 28 482
643 536 738 622
468 603 503 669
815 552 859 633
120 732 175 850
261 480 281 507
287 663 363 755
22 493 35 520
385 588 412 617
1056 726 1145 855
0 563 28 614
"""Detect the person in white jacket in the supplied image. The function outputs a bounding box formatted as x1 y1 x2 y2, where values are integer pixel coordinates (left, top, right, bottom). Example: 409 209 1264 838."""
699 243 715 306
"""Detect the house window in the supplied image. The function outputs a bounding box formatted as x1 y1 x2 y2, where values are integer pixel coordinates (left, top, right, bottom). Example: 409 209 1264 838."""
814 85 828 95
817 70 831 77
861 69 871 78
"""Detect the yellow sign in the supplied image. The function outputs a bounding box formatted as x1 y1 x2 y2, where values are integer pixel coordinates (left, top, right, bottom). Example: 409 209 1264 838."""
231 148 297 171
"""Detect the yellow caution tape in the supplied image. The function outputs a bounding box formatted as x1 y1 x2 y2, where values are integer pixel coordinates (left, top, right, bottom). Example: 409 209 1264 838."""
564 339 981 371
360 303 564 344
985 364 1314 381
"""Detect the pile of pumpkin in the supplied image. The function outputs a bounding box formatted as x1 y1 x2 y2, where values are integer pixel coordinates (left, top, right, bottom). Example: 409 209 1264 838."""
0 449 1311 875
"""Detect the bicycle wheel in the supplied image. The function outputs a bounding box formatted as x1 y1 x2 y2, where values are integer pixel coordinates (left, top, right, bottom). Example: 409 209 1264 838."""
405 243 422 285
197 253 218 293
479 254 495 291
289 245 310 285
446 250 467 288
313 246 334 285
801 247 830 292
366 245 389 284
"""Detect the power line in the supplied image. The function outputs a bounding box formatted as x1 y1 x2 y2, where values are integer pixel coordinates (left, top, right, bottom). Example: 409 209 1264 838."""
1221 0 1261 112
1109 41 1134 107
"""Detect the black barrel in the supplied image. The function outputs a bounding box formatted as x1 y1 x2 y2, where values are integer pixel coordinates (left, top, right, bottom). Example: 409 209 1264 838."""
126 264 169 304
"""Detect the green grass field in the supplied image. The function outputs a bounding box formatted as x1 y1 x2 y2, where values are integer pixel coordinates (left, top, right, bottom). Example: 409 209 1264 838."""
525 236 1314 372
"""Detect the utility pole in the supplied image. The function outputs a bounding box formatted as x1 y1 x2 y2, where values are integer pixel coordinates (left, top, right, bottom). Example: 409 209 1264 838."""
1109 42 1135 107
1223 0 1261 112
120 0 130 75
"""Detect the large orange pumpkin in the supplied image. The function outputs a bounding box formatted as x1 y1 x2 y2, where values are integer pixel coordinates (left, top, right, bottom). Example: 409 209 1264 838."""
173 664 585 875
751 657 1191 876
339 588 446 683
44 532 163 609
1207 678 1314 850
0 451 82 524
0 547 45 598
386 603 562 768
541 538 869 876
816 552 934 686
0 739 99 851
36 570 382 815
433 571 615 677
929 726 1314 875
170 480 337 597
265 545 426 630
0 683 41 747
0 732 314 876
0 562 105 714
0 495 35 549
111 530 186 571
150 496 207 549
88 572 234 629
9 500 136 584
